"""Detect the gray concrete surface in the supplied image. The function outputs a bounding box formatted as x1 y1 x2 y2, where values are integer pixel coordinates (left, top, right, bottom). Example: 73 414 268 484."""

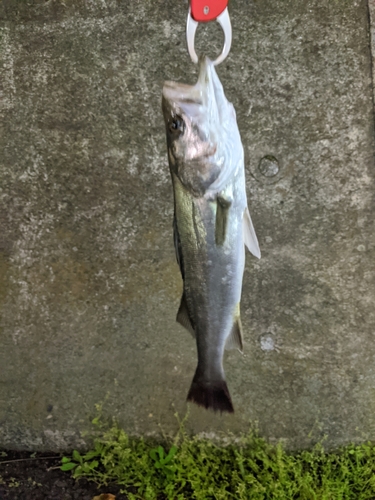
0 0 374 451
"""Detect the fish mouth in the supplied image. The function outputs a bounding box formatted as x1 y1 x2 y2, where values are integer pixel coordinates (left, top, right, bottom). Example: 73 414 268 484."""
162 56 212 107
162 56 230 127
162 81 202 107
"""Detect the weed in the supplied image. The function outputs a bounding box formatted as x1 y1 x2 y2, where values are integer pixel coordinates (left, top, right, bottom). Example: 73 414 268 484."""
149 444 178 478
61 414 375 499
7 477 20 488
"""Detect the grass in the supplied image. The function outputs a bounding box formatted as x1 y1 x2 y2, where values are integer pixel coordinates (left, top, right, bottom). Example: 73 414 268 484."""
61 408 375 500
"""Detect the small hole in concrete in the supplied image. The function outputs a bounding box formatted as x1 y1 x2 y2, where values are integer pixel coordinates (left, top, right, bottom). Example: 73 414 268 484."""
258 155 280 177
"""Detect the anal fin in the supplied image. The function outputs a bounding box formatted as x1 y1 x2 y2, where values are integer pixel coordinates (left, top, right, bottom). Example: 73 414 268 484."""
176 293 195 338
225 304 244 352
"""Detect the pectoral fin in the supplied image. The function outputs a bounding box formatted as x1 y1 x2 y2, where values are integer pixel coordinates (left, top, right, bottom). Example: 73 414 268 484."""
243 207 261 259
225 304 244 352
176 293 195 338
215 196 231 246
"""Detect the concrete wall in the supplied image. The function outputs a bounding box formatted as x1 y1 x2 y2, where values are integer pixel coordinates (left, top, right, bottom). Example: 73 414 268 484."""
0 0 374 450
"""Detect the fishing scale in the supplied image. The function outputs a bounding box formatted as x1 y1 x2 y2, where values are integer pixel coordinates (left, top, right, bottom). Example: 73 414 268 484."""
186 0 232 65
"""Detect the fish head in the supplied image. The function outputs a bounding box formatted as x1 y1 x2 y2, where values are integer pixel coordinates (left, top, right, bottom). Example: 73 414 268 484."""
162 56 242 196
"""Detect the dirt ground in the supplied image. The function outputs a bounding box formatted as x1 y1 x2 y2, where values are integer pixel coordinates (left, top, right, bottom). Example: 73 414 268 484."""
0 450 129 500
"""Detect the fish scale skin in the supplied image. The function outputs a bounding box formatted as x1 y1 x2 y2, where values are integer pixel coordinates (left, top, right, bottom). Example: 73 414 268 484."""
162 56 260 412
173 171 245 384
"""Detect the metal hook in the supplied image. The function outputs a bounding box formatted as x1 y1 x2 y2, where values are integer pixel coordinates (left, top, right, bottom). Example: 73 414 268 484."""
186 7 232 66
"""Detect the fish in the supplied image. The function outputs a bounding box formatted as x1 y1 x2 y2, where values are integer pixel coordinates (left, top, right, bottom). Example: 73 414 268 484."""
162 56 261 413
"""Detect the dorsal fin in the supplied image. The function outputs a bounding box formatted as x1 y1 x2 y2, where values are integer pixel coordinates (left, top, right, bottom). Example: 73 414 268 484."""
173 213 184 275
243 207 261 259
176 292 195 338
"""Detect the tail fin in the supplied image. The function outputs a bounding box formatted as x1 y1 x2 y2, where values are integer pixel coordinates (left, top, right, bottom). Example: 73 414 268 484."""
187 373 234 413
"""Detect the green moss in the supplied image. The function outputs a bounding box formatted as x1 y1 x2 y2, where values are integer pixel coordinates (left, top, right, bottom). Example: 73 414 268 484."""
61 409 375 499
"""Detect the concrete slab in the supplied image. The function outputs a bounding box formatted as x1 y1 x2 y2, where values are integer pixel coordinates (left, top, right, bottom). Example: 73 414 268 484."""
0 0 374 450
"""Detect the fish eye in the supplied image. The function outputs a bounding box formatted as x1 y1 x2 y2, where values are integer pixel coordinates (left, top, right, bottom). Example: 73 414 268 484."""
169 115 185 135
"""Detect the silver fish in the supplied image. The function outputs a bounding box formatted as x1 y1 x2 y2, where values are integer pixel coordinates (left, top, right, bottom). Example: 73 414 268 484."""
162 57 260 413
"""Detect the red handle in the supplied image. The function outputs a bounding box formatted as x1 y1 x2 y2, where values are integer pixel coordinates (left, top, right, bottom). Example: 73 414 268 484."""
190 0 228 23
